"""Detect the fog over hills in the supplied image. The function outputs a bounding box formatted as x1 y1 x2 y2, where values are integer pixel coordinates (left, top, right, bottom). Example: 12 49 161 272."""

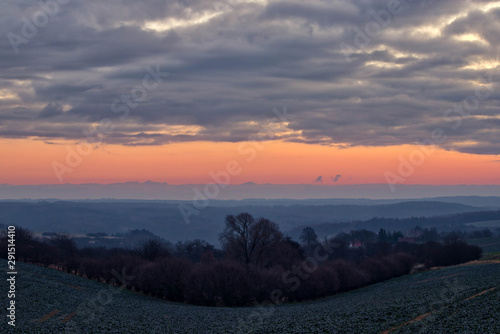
1 199 498 245
2 182 498 245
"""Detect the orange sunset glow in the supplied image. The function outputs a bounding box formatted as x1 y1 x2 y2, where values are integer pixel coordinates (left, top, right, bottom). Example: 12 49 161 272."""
2 138 499 185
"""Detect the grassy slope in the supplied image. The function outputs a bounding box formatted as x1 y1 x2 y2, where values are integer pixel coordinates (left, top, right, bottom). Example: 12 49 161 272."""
1 260 499 333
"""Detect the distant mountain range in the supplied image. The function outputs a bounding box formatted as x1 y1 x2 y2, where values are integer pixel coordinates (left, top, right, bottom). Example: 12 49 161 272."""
1 182 500 201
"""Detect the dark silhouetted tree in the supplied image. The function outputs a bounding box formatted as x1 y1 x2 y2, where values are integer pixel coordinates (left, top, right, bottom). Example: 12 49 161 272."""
378 228 389 242
300 226 319 247
133 239 170 261
175 239 215 262
220 213 283 267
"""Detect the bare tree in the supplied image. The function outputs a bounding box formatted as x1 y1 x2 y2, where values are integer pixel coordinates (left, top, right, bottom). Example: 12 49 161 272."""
174 239 215 262
49 233 78 272
219 213 283 267
252 218 283 267
133 239 170 261
300 226 318 247
220 213 255 265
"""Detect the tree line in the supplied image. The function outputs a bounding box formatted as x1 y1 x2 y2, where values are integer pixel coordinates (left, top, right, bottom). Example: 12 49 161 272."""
0 213 482 306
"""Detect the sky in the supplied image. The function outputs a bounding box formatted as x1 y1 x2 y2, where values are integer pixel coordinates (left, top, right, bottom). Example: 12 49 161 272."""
1 0 499 188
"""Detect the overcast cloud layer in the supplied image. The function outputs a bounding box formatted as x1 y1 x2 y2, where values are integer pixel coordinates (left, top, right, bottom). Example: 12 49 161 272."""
1 0 499 154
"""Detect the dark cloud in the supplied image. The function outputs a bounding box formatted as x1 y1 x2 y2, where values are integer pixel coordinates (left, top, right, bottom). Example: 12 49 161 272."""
0 0 499 154
38 101 64 118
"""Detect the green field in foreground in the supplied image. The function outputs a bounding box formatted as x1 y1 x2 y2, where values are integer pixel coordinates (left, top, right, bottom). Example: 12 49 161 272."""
1 260 499 333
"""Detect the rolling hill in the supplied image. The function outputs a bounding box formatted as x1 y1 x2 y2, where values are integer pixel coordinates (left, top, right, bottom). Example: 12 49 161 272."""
2 260 499 333
0 200 493 245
